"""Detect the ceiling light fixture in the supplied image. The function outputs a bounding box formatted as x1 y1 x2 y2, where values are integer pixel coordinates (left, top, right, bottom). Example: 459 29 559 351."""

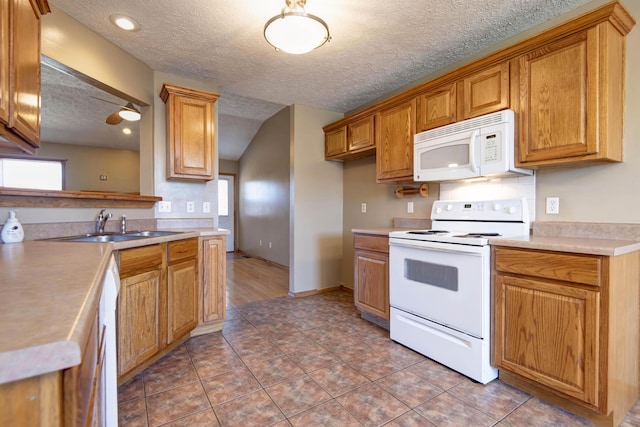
122 127 132 135
109 14 140 31
118 103 141 121
264 0 330 55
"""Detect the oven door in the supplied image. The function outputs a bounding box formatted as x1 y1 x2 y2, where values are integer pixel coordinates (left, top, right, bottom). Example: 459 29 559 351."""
389 238 489 338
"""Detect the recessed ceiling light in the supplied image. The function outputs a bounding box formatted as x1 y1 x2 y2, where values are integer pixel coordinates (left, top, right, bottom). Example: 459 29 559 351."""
109 14 140 31
122 128 132 135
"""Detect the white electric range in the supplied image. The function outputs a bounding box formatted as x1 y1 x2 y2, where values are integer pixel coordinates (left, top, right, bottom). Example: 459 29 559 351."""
388 198 530 384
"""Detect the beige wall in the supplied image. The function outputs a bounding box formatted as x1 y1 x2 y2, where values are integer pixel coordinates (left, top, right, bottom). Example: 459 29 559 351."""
238 107 291 266
220 160 239 175
152 71 219 223
290 104 344 294
38 142 140 193
341 157 440 288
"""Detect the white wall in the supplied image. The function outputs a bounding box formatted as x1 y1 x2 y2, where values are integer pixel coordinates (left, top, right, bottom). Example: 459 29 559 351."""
290 104 344 294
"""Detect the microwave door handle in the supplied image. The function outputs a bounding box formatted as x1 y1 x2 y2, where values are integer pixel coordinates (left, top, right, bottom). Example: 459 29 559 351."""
469 129 479 173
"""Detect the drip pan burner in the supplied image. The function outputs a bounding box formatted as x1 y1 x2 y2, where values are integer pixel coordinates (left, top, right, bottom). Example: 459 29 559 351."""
407 230 449 235
455 232 501 238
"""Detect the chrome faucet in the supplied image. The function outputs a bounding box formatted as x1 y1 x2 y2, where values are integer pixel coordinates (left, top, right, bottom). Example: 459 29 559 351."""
96 209 112 234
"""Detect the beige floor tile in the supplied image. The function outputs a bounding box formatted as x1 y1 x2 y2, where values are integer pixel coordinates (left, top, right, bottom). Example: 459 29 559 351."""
192 351 245 380
118 397 148 427
384 410 438 427
287 344 339 373
500 397 596 426
448 379 530 420
407 358 466 390
145 381 210 427
414 392 498 427
307 362 370 397
246 354 306 387
201 366 262 406
118 374 145 404
376 369 444 408
156 408 219 427
288 400 362 427
266 375 332 417
213 389 285 427
336 382 410 426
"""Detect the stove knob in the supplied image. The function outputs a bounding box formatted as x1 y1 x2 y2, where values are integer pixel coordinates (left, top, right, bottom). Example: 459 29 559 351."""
446 204 453 211
508 206 517 214
435 207 443 214
493 203 502 211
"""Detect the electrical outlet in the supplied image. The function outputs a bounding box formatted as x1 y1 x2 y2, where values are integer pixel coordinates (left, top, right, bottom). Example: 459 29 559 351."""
186 201 195 213
407 202 414 213
259 240 262 246
269 241 272 248
361 203 367 213
158 201 171 213
202 202 211 213
546 197 560 214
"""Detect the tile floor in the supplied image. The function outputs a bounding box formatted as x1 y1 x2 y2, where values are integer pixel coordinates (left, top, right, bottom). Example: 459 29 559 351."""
118 290 640 426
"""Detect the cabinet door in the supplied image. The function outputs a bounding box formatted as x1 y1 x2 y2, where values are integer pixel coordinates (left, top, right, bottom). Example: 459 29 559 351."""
416 83 456 132
167 258 198 343
201 237 226 322
118 269 162 376
0 0 8 123
348 116 374 152
514 29 598 164
354 249 389 320
8 0 41 146
375 99 415 182
458 63 509 120
494 273 599 405
325 126 347 159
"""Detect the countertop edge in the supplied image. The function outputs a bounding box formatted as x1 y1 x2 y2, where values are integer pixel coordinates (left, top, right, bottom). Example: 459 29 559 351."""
488 235 640 256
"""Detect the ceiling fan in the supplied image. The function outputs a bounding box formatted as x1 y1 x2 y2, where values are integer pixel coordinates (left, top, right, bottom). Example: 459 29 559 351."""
90 96 141 125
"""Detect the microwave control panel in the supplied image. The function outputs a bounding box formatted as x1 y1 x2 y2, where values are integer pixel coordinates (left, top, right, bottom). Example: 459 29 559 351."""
480 131 502 163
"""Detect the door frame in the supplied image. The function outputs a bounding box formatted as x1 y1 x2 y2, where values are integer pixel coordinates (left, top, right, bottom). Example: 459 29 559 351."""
219 173 237 252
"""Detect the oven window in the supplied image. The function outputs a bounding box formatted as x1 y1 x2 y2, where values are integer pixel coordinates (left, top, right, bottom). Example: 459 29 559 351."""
420 144 469 169
405 258 458 291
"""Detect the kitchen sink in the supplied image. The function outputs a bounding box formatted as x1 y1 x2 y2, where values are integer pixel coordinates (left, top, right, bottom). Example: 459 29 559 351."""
44 230 185 243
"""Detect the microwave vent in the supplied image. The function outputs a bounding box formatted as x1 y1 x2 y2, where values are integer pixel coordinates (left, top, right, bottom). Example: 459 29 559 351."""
416 109 514 143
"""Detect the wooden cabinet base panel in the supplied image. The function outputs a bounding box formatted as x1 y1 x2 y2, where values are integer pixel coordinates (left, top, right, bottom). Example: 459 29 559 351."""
117 334 189 386
190 320 223 337
499 371 623 427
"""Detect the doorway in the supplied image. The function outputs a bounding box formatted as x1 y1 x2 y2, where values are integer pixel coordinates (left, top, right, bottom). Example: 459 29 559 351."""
218 174 235 252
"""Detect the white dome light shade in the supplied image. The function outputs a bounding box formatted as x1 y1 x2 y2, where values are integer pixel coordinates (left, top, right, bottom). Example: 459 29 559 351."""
118 103 141 121
264 1 330 55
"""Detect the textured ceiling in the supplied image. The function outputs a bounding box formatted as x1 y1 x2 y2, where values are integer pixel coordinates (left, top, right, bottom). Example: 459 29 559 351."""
45 0 594 160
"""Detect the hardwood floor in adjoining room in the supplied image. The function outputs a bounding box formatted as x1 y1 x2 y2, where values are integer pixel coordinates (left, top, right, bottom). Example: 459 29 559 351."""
226 253 289 307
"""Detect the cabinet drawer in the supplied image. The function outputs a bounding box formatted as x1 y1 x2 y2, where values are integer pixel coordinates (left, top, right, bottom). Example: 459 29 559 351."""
494 247 602 286
119 244 164 278
168 238 198 262
354 234 389 253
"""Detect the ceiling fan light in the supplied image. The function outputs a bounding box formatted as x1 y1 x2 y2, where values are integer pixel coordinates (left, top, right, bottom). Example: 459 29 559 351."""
118 103 141 121
264 2 330 54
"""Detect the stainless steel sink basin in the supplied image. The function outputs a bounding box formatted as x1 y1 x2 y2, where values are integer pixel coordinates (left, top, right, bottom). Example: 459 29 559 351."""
44 230 185 243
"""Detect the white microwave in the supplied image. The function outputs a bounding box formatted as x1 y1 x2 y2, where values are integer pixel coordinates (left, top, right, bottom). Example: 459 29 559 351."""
413 109 533 182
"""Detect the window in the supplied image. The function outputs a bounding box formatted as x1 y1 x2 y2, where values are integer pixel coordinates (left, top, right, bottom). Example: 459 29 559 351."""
218 179 229 216
0 158 64 190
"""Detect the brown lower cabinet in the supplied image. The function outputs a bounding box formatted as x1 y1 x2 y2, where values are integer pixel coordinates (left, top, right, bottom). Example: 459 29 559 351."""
492 246 639 427
353 233 389 320
117 239 199 383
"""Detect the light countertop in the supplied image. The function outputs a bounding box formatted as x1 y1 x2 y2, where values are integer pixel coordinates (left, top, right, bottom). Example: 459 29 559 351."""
0 228 228 385
488 234 640 256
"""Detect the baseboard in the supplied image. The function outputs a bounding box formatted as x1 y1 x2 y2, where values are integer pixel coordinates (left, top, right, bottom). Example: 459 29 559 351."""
190 320 223 337
234 250 289 271
288 284 351 298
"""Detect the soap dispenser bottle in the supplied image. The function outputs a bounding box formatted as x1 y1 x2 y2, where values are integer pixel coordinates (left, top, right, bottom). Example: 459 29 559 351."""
1 210 24 243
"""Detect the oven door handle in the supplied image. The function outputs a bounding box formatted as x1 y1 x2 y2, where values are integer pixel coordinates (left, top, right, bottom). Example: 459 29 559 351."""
389 239 485 255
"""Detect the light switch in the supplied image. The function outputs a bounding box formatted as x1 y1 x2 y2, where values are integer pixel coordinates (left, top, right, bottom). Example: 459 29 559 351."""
203 202 211 213
407 202 414 213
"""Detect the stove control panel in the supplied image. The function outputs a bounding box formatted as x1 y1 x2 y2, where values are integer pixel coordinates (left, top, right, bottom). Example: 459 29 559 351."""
432 198 528 222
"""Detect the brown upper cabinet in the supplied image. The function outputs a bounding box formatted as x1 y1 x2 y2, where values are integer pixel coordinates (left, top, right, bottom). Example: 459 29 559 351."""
513 16 633 167
160 83 219 181
324 114 375 161
324 1 634 176
375 99 415 182
416 63 509 133
0 0 50 155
